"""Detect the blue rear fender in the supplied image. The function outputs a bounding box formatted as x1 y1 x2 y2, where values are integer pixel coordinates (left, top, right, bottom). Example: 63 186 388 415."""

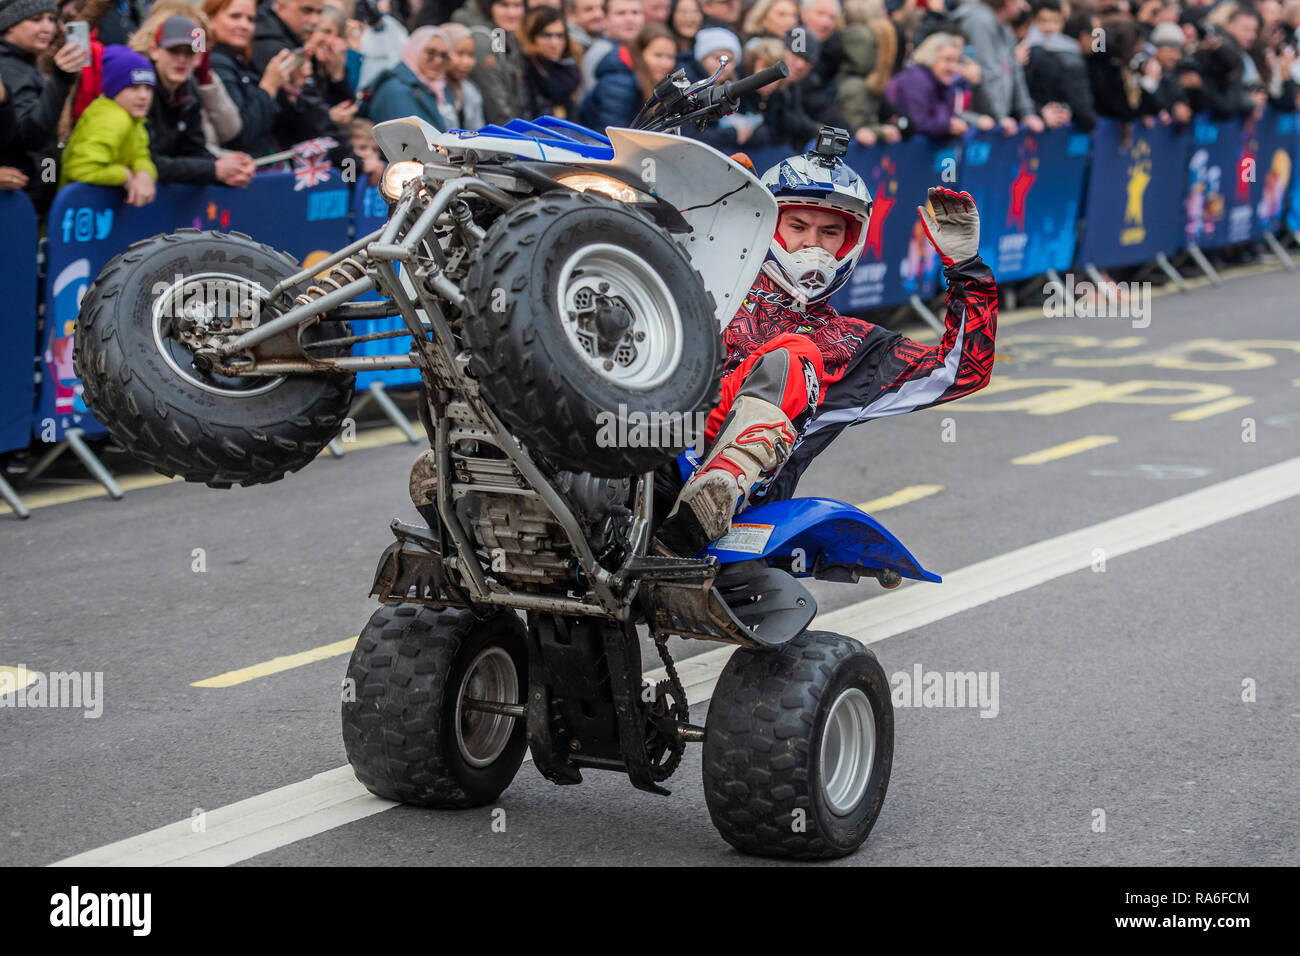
703 497 942 584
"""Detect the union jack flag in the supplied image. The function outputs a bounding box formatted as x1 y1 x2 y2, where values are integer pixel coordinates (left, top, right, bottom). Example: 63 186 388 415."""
293 153 333 191
292 136 338 159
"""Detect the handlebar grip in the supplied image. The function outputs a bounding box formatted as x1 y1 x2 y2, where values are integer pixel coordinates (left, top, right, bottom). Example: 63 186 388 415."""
722 62 790 103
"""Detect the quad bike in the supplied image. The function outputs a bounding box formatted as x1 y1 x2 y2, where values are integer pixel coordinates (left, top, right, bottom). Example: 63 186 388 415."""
73 61 944 859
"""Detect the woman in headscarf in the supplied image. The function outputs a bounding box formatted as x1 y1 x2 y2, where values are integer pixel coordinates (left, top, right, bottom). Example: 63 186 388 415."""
362 25 453 129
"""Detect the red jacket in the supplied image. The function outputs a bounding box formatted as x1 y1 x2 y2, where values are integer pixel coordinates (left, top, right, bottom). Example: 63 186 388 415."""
728 258 999 502
72 34 105 122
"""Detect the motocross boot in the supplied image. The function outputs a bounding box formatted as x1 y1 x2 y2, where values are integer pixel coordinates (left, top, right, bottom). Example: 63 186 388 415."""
652 396 797 557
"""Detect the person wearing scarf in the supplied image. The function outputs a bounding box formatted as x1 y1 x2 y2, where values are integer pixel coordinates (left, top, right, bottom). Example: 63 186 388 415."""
362 25 451 130
521 5 581 119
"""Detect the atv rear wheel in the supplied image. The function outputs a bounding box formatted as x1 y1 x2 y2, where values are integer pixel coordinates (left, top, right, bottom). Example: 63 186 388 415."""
702 630 894 860
462 190 721 477
341 603 529 808
73 230 354 488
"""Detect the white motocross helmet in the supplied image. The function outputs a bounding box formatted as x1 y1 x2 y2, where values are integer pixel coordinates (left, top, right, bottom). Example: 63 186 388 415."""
759 133 873 307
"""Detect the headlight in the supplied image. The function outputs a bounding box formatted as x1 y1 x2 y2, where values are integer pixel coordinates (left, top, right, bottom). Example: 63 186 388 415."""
380 161 424 202
556 172 641 204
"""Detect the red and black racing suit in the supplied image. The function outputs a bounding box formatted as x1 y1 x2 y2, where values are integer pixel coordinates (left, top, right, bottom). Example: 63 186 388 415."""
704 256 999 503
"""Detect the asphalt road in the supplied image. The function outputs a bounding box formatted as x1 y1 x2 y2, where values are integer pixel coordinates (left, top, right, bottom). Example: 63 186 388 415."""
2 264 1297 866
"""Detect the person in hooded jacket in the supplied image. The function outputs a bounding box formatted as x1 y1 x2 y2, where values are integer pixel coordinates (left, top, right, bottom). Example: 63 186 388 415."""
1024 1 1095 131
363 25 450 129
452 0 526 126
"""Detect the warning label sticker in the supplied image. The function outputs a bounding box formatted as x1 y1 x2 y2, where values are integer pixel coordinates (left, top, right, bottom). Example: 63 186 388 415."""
715 523 775 554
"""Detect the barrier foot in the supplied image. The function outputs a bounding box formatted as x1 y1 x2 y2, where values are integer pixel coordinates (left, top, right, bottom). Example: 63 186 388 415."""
1154 253 1188 293
1261 232 1295 271
1083 262 1109 292
1186 244 1221 286
25 428 124 499
327 439 346 458
67 430 124 499
0 473 30 519
908 294 945 335
367 382 419 443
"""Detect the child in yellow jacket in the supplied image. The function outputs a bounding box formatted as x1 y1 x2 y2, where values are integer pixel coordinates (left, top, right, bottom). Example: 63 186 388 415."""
60 46 158 207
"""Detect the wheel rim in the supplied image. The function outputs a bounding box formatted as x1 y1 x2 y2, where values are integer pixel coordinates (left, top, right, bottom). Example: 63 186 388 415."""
150 272 286 397
555 243 684 391
819 687 877 816
454 647 519 768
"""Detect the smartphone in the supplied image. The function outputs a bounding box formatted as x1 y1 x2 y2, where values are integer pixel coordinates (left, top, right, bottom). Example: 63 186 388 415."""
65 21 90 57
289 47 307 70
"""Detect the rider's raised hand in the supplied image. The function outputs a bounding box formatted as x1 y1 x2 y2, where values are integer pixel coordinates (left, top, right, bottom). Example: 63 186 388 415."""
917 186 980 267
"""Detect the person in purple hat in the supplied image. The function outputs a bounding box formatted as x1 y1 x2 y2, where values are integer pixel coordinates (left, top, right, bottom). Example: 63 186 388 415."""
60 43 158 206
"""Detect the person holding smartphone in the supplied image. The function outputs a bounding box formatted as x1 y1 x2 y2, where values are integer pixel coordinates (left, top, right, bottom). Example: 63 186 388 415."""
0 0 90 209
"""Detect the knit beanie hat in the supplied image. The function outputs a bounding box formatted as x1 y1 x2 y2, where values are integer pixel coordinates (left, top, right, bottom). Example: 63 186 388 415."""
694 27 741 65
0 0 58 36
101 45 156 99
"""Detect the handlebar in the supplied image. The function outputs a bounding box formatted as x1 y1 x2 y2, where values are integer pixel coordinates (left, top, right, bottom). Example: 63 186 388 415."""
634 61 791 134
719 62 790 105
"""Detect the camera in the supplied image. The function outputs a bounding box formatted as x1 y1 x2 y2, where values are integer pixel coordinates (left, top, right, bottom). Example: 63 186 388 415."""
812 126 850 165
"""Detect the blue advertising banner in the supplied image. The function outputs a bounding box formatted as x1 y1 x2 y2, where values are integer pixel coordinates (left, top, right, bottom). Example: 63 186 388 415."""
40 173 352 441
1077 118 1190 269
959 127 1090 282
0 191 39 452
1185 115 1256 249
1287 116 1300 232
1183 111 1293 248
1245 109 1293 236
830 136 952 313
350 181 420 390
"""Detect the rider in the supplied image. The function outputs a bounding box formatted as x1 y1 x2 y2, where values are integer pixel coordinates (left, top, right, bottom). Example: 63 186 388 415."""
653 128 999 556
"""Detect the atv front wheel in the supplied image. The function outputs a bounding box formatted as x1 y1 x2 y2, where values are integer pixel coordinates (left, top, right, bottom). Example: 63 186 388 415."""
462 190 721 477
73 229 354 488
341 603 529 808
702 630 894 860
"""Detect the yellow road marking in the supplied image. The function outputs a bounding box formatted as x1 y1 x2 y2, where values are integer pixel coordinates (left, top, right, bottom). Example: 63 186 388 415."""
1292 379 1300 387
857 484 943 513
1170 396 1256 421
0 473 180 515
0 423 420 517
1012 435 1118 465
191 636 358 688
333 424 418 452
0 666 39 694
1106 337 1147 348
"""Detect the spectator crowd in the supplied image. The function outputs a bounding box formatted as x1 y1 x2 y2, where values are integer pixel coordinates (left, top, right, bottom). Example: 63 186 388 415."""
1 0 1297 212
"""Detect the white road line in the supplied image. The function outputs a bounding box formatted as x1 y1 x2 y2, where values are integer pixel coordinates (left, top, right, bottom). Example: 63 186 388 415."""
50 455 1300 868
